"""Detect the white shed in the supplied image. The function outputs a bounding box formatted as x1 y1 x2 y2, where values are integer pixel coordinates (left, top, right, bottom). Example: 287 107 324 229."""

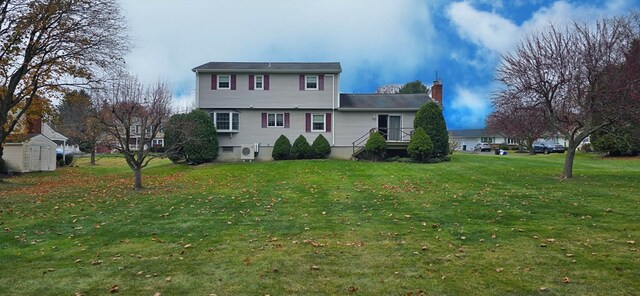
2 134 57 173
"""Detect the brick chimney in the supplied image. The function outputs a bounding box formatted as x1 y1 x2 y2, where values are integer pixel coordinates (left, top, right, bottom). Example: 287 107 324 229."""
27 117 43 135
431 80 442 106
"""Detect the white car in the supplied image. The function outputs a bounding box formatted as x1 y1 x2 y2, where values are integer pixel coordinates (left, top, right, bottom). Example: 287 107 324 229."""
474 143 491 152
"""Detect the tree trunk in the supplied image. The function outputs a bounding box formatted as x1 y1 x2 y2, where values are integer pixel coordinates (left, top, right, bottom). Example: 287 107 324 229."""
562 143 578 178
133 168 143 190
90 148 96 166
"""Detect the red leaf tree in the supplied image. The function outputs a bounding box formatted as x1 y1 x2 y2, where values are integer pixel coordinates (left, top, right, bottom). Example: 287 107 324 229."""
494 16 638 177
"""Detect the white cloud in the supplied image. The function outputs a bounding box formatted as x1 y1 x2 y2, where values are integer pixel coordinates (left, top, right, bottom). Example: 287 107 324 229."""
446 2 519 54
447 0 636 55
449 85 492 127
119 0 436 100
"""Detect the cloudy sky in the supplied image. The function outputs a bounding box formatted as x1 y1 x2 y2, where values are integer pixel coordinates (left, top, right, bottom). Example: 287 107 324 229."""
119 0 639 130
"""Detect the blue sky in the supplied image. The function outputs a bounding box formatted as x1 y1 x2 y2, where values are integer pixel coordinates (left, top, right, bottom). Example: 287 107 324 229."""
119 0 639 130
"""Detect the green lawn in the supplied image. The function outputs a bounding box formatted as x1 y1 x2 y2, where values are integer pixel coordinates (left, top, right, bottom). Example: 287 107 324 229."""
0 153 638 295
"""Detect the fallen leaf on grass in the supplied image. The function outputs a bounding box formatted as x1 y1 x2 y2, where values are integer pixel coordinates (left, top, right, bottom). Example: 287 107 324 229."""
311 265 320 271
154 293 161 296
90 260 103 265
627 240 636 244
562 277 570 283
495 268 504 272
347 285 358 292
109 285 119 293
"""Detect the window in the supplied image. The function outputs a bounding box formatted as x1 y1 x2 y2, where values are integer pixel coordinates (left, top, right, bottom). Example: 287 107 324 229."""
306 75 318 90
221 146 234 153
312 114 325 132
255 75 263 90
267 113 284 127
218 75 230 89
130 125 140 134
481 137 494 143
507 138 518 145
210 112 239 132
152 139 164 147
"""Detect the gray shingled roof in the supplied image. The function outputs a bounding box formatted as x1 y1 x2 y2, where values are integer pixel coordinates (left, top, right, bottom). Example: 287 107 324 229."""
192 62 342 73
339 93 432 110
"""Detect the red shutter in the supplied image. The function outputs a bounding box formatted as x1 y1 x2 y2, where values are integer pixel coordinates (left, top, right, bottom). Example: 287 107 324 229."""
261 113 267 128
284 113 290 128
264 75 270 90
211 74 217 90
305 113 311 132
249 75 254 90
325 112 331 132
319 74 325 91
299 75 305 91
230 75 237 90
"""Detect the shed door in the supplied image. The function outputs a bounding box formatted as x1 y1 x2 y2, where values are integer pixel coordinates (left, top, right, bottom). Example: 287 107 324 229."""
30 146 41 172
40 147 50 171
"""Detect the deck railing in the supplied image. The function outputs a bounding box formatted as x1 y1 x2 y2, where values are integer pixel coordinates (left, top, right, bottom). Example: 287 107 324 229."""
352 127 415 156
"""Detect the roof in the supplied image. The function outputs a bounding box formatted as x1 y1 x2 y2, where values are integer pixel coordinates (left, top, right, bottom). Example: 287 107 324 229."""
449 129 487 137
192 62 342 74
339 93 432 110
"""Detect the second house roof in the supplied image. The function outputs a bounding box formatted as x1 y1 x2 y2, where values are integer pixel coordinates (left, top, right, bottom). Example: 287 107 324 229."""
192 62 342 74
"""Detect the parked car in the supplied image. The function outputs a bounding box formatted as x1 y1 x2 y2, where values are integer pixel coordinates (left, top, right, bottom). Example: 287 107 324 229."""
532 141 565 154
474 143 492 152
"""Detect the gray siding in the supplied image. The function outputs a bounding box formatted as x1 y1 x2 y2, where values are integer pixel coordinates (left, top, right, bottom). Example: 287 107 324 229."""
198 73 340 109
207 109 333 147
333 111 417 146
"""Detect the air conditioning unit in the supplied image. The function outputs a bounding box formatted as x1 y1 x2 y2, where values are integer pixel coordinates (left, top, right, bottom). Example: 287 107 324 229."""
240 144 255 161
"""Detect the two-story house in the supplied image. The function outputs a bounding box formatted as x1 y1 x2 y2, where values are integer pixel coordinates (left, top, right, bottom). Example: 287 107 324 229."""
193 62 441 161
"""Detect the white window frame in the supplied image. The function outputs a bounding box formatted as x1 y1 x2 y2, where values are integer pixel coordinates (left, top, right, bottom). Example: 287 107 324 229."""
255 75 264 90
211 111 239 132
481 137 494 144
218 75 230 90
152 139 164 147
267 113 284 127
305 75 318 90
311 113 325 132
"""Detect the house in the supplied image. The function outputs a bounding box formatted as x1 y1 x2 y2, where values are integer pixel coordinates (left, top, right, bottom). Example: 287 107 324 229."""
449 129 567 151
128 124 165 151
192 62 441 161
449 129 516 151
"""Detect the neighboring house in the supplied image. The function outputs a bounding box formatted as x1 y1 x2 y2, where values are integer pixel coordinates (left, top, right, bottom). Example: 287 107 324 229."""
192 62 442 161
2 118 65 173
128 124 164 151
449 129 567 151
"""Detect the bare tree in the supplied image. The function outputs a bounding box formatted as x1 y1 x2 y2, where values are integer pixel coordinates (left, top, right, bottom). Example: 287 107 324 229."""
0 0 128 160
375 84 402 94
95 75 171 190
495 16 637 178
486 98 549 154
